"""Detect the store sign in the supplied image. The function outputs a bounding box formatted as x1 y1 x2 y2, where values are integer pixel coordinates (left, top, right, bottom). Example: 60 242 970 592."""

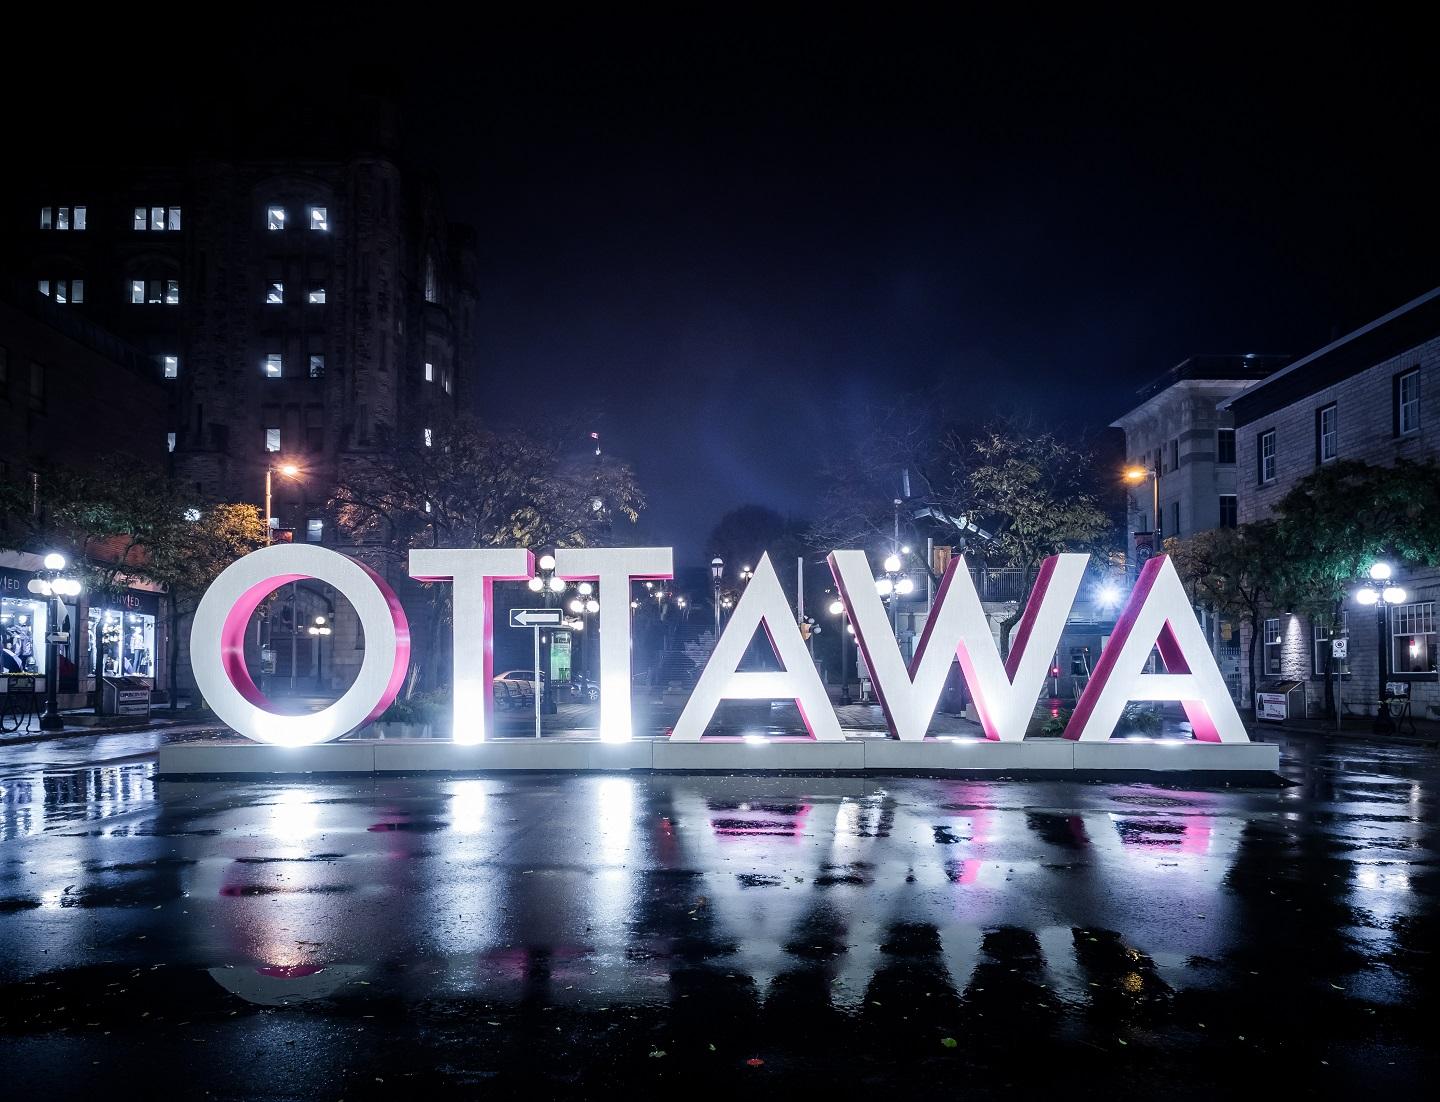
191 545 1249 747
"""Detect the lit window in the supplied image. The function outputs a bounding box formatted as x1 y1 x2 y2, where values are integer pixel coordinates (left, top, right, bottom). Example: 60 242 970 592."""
1391 601 1437 675
264 354 283 378
424 361 434 382
41 205 84 231
267 282 284 304
1313 613 1349 678
165 279 180 305
265 428 281 452
1318 404 1338 462
168 207 181 231
309 354 325 378
267 206 287 230
1264 617 1282 676
423 427 433 447
151 206 167 231
167 432 177 453
424 254 438 303
131 280 145 304
306 518 324 543
133 207 147 231
1398 369 1420 435
310 206 328 231
442 373 452 395
308 287 326 304
39 279 83 304
163 355 178 379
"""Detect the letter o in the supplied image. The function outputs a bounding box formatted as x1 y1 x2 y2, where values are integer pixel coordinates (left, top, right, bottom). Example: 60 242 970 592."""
190 545 410 746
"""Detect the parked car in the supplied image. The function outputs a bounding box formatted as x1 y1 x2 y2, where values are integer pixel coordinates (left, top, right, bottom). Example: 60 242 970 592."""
495 669 545 695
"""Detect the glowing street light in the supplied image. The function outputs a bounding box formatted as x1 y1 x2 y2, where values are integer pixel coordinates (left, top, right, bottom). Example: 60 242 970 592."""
1355 561 1408 733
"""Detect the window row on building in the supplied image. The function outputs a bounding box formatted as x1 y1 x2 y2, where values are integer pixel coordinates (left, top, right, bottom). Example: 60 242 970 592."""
1263 602 1437 679
38 205 332 233
1255 367 1422 485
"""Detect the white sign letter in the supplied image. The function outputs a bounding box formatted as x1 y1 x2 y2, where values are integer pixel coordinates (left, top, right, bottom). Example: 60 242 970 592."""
410 548 533 744
1063 554 1249 742
672 553 842 741
555 547 673 742
191 544 410 746
832 551 1086 741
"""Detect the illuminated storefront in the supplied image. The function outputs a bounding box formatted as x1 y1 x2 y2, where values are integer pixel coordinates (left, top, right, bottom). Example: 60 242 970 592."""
87 590 160 679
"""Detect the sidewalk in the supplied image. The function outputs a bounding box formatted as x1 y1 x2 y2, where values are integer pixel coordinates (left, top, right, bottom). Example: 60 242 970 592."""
1248 713 1440 747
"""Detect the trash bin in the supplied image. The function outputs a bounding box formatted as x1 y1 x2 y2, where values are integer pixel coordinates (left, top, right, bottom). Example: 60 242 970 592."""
1255 680 1305 722
102 677 152 718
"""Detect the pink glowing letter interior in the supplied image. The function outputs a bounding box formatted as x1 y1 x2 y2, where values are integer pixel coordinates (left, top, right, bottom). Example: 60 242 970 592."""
191 544 411 746
1063 554 1248 742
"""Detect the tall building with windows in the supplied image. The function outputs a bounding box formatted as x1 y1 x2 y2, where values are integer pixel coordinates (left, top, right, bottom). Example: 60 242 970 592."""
1111 355 1287 554
1109 355 1289 702
1223 287 1440 719
2 98 480 693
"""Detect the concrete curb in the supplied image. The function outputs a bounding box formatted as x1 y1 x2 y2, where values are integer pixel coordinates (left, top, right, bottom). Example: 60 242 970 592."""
156 734 1281 778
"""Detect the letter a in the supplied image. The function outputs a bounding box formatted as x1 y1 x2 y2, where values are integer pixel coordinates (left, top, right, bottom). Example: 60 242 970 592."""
672 553 842 741
1063 554 1249 742
831 551 1086 741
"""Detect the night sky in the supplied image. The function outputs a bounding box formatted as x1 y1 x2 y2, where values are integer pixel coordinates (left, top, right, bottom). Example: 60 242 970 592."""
14 11 1440 560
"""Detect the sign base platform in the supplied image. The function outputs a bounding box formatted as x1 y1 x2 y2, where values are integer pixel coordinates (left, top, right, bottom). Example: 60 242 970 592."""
157 735 1280 778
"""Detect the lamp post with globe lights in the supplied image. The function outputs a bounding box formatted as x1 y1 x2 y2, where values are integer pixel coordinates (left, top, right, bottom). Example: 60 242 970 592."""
566 582 601 686
29 552 83 730
1355 561 1407 734
527 553 566 714
710 557 724 639
875 551 915 632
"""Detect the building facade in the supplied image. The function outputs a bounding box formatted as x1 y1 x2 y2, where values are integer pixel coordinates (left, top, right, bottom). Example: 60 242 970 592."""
1225 288 1440 720
2 100 480 698
1110 355 1287 702
0 279 170 708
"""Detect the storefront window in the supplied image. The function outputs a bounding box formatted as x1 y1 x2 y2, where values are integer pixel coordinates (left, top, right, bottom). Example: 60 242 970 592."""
1 596 48 674
87 600 157 678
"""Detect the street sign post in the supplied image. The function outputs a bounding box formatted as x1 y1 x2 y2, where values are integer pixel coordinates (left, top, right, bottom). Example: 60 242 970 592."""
510 609 561 738
510 609 563 628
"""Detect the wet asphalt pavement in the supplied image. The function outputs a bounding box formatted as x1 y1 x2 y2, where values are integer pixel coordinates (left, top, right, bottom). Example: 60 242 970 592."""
1 730 1436 1098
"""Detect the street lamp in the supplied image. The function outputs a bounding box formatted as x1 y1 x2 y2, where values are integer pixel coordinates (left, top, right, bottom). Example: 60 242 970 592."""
306 615 332 690
30 552 82 730
1124 464 1161 565
264 461 301 544
740 564 753 585
875 550 914 631
533 554 563 715
828 597 854 705
711 556 724 639
1355 561 1407 734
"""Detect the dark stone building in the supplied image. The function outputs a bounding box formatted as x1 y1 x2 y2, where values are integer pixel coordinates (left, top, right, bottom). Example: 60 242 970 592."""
2 97 480 695
0 279 169 708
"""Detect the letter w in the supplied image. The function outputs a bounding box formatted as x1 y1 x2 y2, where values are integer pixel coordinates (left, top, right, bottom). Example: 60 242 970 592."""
828 552 1087 741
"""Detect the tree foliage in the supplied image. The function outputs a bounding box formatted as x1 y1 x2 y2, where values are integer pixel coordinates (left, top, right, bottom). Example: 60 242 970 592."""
1269 458 1440 616
331 417 644 562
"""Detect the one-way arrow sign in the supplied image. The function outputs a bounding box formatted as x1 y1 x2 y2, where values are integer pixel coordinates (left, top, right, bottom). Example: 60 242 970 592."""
509 608 564 628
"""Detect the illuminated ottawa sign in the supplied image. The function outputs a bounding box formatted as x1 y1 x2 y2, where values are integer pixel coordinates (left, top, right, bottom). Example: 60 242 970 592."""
191 545 1248 748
